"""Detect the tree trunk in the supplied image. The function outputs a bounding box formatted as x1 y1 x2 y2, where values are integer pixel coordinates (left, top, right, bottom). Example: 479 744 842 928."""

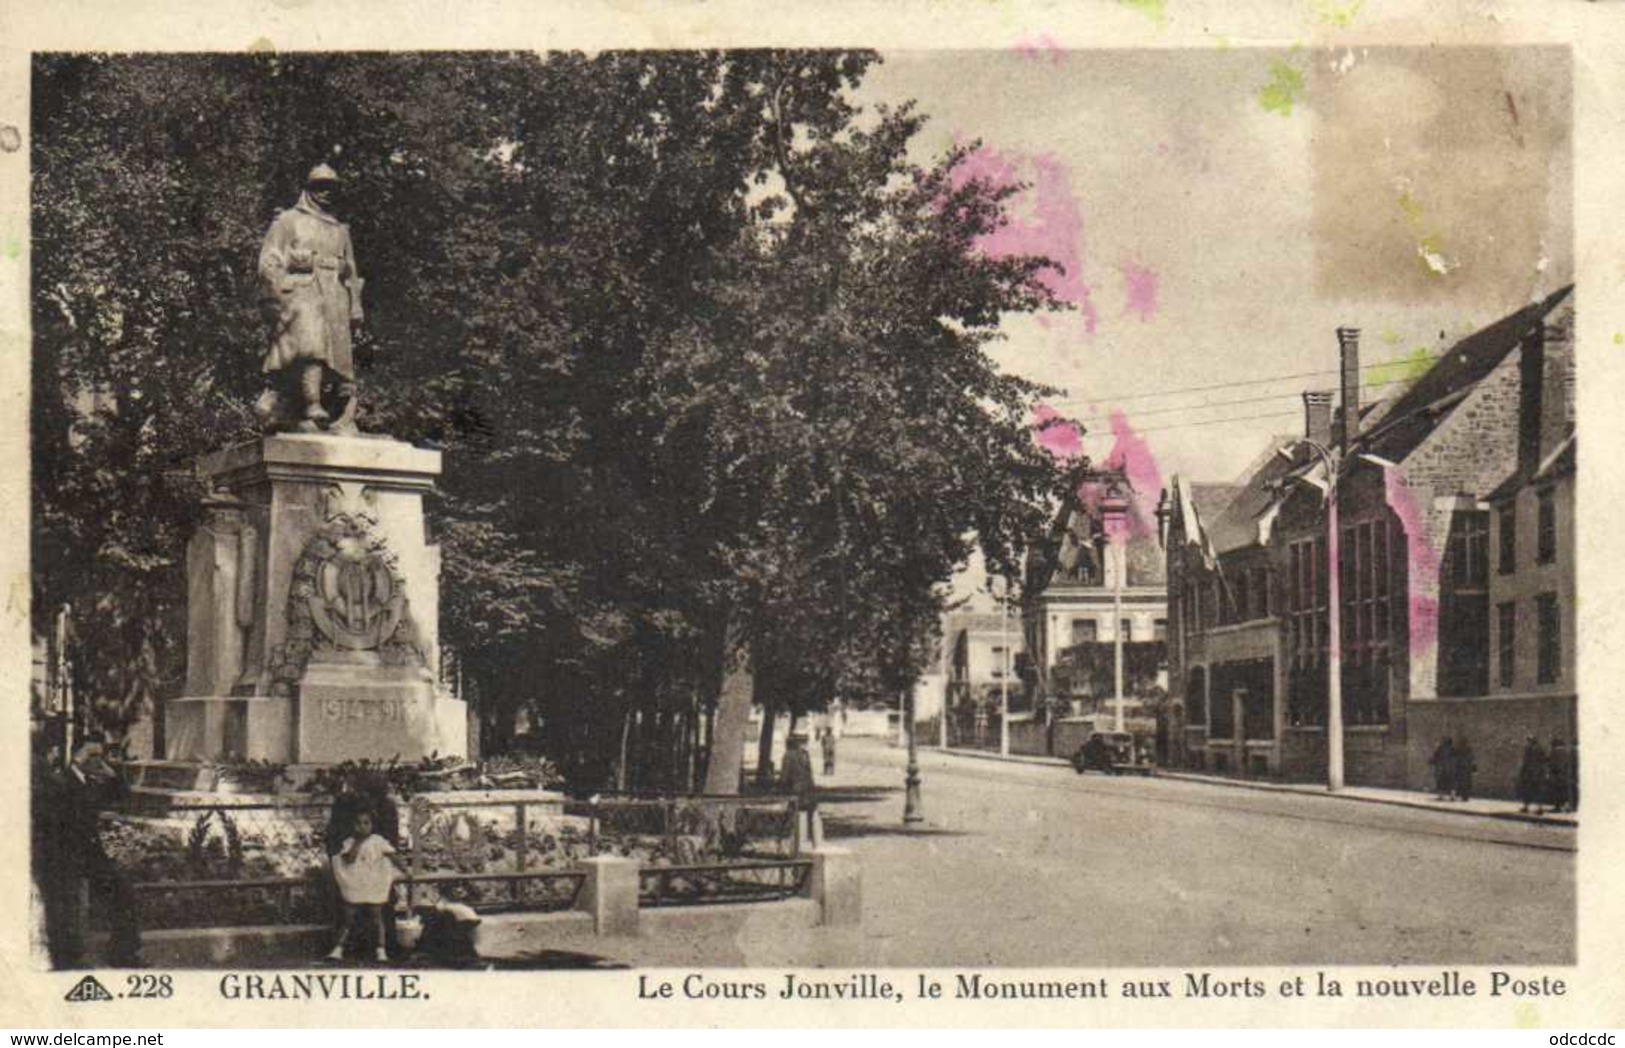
703 626 754 795
616 709 632 794
754 687 778 789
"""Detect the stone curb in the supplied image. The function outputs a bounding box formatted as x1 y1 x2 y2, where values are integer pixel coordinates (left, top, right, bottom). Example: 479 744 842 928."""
928 745 1578 829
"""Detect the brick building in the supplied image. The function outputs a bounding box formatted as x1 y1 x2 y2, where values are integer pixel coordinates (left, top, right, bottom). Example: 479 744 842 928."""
1163 287 1574 794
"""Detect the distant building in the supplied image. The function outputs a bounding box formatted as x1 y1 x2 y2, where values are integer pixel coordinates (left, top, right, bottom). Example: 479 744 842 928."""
1023 478 1169 731
943 608 1022 748
1163 287 1575 794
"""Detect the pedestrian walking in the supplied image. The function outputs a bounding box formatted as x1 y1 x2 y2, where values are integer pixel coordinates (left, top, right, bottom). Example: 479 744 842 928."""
1451 737 1477 802
326 808 404 963
820 726 837 777
1546 738 1573 814
1516 735 1548 814
1428 737 1456 801
779 729 821 850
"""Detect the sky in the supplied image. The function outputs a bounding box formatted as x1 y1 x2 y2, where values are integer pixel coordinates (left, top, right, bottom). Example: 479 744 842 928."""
857 45 1572 491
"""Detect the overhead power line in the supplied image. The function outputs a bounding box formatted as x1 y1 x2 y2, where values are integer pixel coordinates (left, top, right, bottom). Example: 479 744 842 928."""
1044 352 1447 408
1060 375 1417 427
1125 409 1303 435
1067 354 1525 437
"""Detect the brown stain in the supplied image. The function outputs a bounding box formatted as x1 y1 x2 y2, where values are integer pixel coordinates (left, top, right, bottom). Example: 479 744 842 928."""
1505 90 1525 147
0 124 21 153
1309 43 1570 306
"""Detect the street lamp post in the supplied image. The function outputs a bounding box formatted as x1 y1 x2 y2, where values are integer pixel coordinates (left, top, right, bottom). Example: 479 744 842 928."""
1098 479 1130 735
903 685 924 823
1112 553 1126 734
999 576 1011 757
1324 477 1344 792
1283 439 1344 792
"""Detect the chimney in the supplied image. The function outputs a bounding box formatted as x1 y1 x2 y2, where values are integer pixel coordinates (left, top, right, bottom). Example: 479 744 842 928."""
1336 327 1361 450
1302 390 1333 448
1517 323 1545 475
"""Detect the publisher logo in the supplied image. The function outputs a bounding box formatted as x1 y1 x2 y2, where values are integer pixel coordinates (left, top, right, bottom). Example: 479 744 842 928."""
64 975 115 1003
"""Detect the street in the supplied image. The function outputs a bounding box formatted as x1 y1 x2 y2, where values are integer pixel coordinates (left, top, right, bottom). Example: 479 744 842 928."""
815 737 1574 967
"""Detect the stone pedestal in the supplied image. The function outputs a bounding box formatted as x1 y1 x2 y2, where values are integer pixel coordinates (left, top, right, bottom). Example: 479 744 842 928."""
166 433 466 764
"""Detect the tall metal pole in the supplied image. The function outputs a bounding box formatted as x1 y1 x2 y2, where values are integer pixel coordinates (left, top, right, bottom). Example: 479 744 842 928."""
903 686 924 823
1325 479 1344 792
999 578 1011 757
1113 542 1126 734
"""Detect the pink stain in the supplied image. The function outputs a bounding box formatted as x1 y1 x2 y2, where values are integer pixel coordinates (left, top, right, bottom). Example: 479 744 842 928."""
1120 260 1159 321
1015 33 1067 64
1070 410 1165 541
1383 466 1440 655
951 143 1097 335
1032 403 1084 461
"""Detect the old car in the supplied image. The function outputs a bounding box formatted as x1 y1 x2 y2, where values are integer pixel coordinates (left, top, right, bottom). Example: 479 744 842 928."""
1070 731 1154 776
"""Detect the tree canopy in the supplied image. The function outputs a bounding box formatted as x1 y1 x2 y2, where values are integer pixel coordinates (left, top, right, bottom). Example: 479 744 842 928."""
31 50 1081 786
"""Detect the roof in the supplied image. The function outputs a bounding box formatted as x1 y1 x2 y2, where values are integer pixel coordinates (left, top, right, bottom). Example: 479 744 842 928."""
1204 436 1309 555
1488 430 1576 501
1360 285 1574 463
1188 482 1242 524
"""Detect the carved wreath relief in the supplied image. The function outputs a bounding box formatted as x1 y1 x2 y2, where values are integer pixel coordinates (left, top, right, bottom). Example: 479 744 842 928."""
267 482 425 695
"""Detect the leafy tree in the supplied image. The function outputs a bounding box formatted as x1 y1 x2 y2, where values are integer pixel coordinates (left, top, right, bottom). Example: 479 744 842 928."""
31 50 1078 788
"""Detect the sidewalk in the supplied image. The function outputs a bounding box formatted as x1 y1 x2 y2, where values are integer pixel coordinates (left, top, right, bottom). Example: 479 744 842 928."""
931 744 1579 828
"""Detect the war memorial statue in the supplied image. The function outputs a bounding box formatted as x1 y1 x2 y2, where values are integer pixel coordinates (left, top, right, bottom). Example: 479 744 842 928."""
157 164 466 766
256 163 367 434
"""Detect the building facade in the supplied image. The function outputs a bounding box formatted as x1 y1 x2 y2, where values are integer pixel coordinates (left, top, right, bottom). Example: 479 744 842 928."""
1164 288 1575 795
1023 478 1169 741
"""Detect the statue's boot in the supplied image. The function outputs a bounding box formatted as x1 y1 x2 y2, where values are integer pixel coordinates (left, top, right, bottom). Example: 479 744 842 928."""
300 363 331 431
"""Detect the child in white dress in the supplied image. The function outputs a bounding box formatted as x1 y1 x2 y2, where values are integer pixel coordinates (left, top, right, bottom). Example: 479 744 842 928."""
327 809 402 962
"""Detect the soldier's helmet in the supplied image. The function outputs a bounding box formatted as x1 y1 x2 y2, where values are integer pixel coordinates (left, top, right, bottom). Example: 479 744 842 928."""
306 162 342 185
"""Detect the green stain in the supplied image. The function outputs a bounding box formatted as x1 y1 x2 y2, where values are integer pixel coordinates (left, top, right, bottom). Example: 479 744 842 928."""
1613 332 1623 346
1258 61 1305 117
1379 327 1403 345
1368 349 1434 390
1119 0 1167 27
1397 192 1424 228
1314 0 1364 27
3 238 21 261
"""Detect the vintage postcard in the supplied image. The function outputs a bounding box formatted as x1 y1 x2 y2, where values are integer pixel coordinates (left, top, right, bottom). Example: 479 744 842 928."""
2 0 1623 1030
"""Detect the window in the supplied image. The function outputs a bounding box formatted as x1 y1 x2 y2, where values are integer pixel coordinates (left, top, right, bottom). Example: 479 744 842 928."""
1120 618 1133 642
1153 618 1168 642
1537 593 1561 684
1341 520 1393 725
1253 567 1271 618
1537 489 1557 564
1232 572 1248 624
1498 504 1516 574
989 646 1006 679
1286 536 1328 726
1070 618 1097 645
1497 602 1516 688
1448 511 1489 589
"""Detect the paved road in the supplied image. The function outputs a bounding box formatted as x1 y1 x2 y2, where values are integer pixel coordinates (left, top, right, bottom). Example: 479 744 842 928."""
817 737 1574 967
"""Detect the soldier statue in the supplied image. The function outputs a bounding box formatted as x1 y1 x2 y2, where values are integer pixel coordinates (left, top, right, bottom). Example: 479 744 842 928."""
256 163 366 434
